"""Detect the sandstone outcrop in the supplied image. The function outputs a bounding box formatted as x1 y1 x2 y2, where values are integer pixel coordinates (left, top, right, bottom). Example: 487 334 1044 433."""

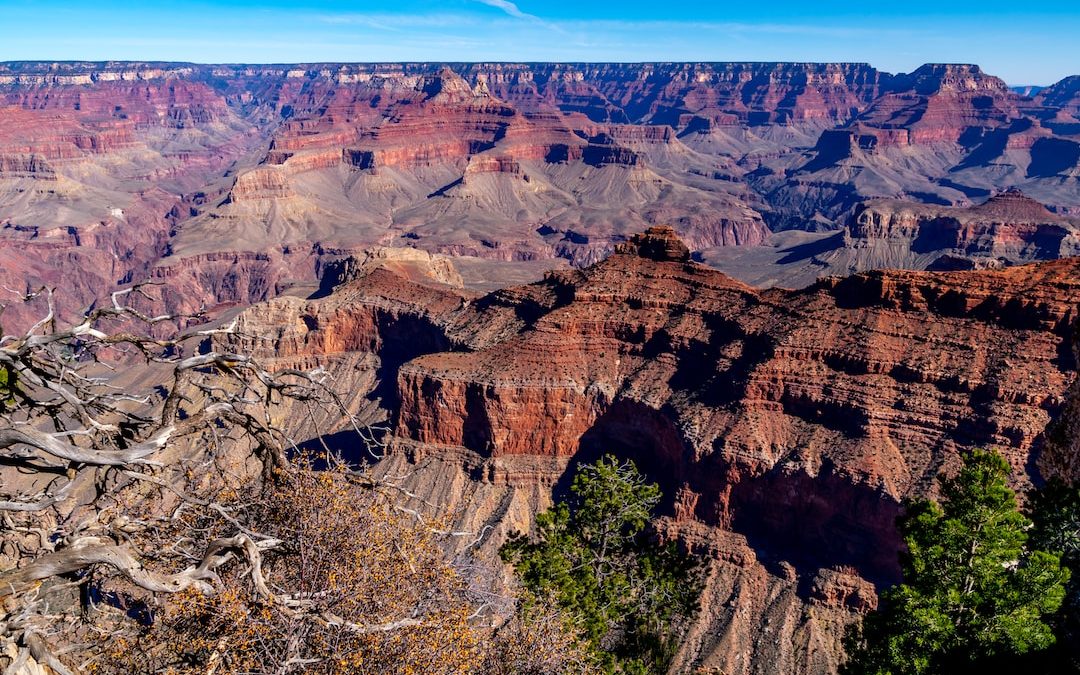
752 63 1080 233
219 227 1080 673
0 66 263 327
394 226 1078 489
1045 327 1080 480
456 62 892 126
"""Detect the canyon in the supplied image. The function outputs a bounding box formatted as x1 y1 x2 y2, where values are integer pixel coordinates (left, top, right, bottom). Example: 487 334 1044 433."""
3 60 1080 673
3 61 1080 326
221 227 1080 673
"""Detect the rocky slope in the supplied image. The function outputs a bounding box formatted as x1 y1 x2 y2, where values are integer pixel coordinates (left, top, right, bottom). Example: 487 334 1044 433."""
700 189 1080 287
3 61 1080 328
226 228 1080 674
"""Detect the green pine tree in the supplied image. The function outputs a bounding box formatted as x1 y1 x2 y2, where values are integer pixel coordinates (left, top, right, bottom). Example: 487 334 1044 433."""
501 455 703 674
1027 479 1080 672
843 449 1070 675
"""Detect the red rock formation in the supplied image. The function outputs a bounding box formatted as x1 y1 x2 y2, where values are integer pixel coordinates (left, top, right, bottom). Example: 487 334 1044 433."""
615 224 691 261
175 64 771 269
1 59 1078 671
842 190 1080 263
758 63 1080 229
797 65 1026 158
396 228 1079 489
394 232 1076 671
1045 328 1080 481
0 65 265 328
230 228 1080 673
852 64 1021 146
1 60 1080 331
457 62 891 126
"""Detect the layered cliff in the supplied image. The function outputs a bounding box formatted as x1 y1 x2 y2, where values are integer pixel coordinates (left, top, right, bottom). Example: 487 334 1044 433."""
752 63 1080 230
396 226 1078 486
851 64 1020 146
455 62 891 126
2 61 1080 330
220 228 1080 673
1038 75 1080 118
391 229 1079 672
778 189 1080 280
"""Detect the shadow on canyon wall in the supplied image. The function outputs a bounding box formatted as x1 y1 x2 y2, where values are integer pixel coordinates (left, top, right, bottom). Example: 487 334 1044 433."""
559 399 905 596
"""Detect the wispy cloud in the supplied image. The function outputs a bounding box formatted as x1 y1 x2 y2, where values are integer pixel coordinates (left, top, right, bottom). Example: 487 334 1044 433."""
474 0 537 21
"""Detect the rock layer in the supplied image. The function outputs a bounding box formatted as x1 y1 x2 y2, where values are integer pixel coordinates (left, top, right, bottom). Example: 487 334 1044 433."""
226 229 1080 674
2 59 1080 322
394 238 1079 671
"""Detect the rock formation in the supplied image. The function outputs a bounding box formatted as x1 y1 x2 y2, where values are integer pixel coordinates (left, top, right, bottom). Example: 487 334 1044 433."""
697 190 1080 288
1 60 1080 325
223 228 1080 674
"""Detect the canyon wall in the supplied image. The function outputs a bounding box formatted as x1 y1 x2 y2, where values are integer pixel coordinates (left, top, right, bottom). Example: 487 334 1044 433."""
225 228 1080 673
1 60 1080 329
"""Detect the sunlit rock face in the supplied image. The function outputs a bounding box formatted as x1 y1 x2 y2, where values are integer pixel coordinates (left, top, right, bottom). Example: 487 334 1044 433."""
2 60 1080 330
228 226 1080 674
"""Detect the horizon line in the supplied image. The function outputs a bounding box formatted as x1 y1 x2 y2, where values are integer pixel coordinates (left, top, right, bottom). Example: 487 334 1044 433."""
0 59 1067 86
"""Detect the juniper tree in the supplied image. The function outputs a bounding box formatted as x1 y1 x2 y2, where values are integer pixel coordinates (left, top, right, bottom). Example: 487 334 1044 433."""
843 449 1070 675
502 455 703 674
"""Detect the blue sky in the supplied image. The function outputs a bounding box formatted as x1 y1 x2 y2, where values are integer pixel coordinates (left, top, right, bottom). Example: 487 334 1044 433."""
2 1 1078 84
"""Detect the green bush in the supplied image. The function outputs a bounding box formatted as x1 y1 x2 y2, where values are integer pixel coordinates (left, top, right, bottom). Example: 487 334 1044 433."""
844 449 1070 675
501 455 703 674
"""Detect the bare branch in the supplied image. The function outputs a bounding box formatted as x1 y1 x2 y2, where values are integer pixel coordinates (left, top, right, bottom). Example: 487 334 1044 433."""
0 535 279 601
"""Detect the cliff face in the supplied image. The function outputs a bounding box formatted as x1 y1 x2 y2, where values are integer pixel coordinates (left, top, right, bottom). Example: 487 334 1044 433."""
396 226 1078 489
849 64 1019 146
1038 75 1080 117
752 63 1080 233
1045 326 1080 481
454 62 891 126
1 59 1078 670
2 60 1080 329
225 228 1080 674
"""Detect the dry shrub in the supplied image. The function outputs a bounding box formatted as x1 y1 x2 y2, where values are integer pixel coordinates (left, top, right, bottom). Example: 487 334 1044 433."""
88 457 592 674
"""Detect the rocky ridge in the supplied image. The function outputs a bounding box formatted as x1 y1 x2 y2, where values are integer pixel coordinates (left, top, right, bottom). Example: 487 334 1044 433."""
2 61 1080 329
225 228 1080 674
839 190 1079 270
